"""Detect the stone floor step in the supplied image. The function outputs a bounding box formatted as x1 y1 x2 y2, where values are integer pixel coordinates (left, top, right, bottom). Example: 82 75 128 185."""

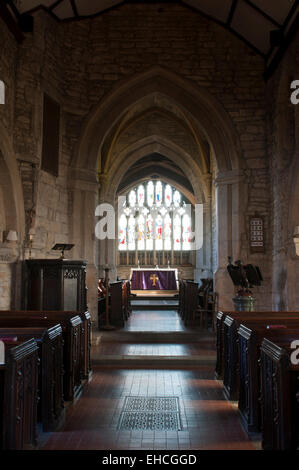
92 354 216 368
95 331 214 343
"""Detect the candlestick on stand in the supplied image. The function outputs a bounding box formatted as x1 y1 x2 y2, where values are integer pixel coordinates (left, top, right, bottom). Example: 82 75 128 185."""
102 264 115 330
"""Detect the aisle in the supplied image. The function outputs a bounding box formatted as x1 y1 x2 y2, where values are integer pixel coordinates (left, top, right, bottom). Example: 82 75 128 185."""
42 369 255 450
42 306 257 450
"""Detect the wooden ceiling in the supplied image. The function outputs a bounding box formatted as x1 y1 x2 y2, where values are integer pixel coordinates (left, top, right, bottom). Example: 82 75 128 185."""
5 0 299 77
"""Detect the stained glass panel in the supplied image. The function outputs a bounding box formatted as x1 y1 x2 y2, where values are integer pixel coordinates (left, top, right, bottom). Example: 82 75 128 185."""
165 184 172 207
146 214 154 251
129 190 136 208
118 214 127 250
128 215 136 250
147 181 154 207
173 190 181 207
164 214 172 250
137 215 145 250
137 185 145 207
182 214 191 250
155 214 163 251
156 181 163 207
173 214 181 251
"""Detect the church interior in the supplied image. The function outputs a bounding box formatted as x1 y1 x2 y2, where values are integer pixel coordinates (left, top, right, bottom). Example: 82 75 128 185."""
0 0 298 453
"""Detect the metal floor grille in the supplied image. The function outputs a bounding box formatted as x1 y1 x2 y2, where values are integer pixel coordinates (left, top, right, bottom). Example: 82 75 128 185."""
118 396 182 430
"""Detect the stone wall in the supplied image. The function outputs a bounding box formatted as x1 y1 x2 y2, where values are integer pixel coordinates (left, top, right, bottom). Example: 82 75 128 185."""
1 3 297 311
266 29 299 310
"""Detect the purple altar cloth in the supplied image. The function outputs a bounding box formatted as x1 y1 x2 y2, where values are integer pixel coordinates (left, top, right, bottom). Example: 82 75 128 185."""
131 270 177 290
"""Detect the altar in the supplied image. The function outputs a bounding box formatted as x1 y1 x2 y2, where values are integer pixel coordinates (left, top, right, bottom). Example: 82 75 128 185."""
130 268 178 291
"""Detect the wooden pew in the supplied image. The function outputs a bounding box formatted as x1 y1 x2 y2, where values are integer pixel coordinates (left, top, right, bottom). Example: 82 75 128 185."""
178 280 186 318
215 311 226 379
215 311 299 382
0 312 83 402
0 325 64 432
222 312 299 401
260 337 299 450
238 324 299 433
110 281 125 327
184 281 198 326
1 309 92 383
0 339 39 450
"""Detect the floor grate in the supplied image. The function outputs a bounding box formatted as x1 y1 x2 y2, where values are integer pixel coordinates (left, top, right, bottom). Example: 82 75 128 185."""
118 396 182 430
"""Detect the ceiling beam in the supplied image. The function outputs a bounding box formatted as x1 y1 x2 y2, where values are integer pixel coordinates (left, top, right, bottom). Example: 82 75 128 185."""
0 1 23 42
243 0 282 28
70 0 79 17
226 0 238 26
265 11 299 80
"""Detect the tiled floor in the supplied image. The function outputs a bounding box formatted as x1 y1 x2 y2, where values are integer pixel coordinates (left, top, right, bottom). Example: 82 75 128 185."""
42 369 255 450
41 306 256 450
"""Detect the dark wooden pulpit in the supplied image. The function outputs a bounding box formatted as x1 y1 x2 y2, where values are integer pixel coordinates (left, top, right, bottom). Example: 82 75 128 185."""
22 259 87 312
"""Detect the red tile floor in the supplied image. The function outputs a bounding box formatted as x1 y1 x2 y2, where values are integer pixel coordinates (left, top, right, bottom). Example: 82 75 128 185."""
41 308 257 451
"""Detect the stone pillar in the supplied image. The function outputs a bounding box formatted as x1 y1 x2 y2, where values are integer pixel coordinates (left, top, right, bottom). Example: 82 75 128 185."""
214 170 245 310
0 246 20 310
194 200 213 284
69 170 99 322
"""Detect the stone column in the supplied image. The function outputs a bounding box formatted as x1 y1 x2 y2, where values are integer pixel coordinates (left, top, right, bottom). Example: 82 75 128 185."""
194 200 213 283
69 169 99 322
214 170 245 310
97 174 118 283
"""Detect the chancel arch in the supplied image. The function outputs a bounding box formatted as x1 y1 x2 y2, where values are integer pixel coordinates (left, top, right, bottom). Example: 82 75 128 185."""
71 66 245 311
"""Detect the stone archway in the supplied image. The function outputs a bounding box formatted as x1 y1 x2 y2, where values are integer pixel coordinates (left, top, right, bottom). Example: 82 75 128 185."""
70 66 245 313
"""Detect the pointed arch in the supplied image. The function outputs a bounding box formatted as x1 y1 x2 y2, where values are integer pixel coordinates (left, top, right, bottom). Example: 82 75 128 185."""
73 66 243 176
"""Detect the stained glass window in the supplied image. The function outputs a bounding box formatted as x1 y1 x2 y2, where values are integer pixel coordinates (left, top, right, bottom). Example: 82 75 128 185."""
118 181 193 260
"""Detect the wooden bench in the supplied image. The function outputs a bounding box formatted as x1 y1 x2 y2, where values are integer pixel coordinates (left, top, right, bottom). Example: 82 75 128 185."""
215 311 299 381
238 324 299 433
110 281 126 327
0 312 83 402
260 337 299 450
0 325 64 432
223 313 299 400
0 339 39 450
184 281 198 326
